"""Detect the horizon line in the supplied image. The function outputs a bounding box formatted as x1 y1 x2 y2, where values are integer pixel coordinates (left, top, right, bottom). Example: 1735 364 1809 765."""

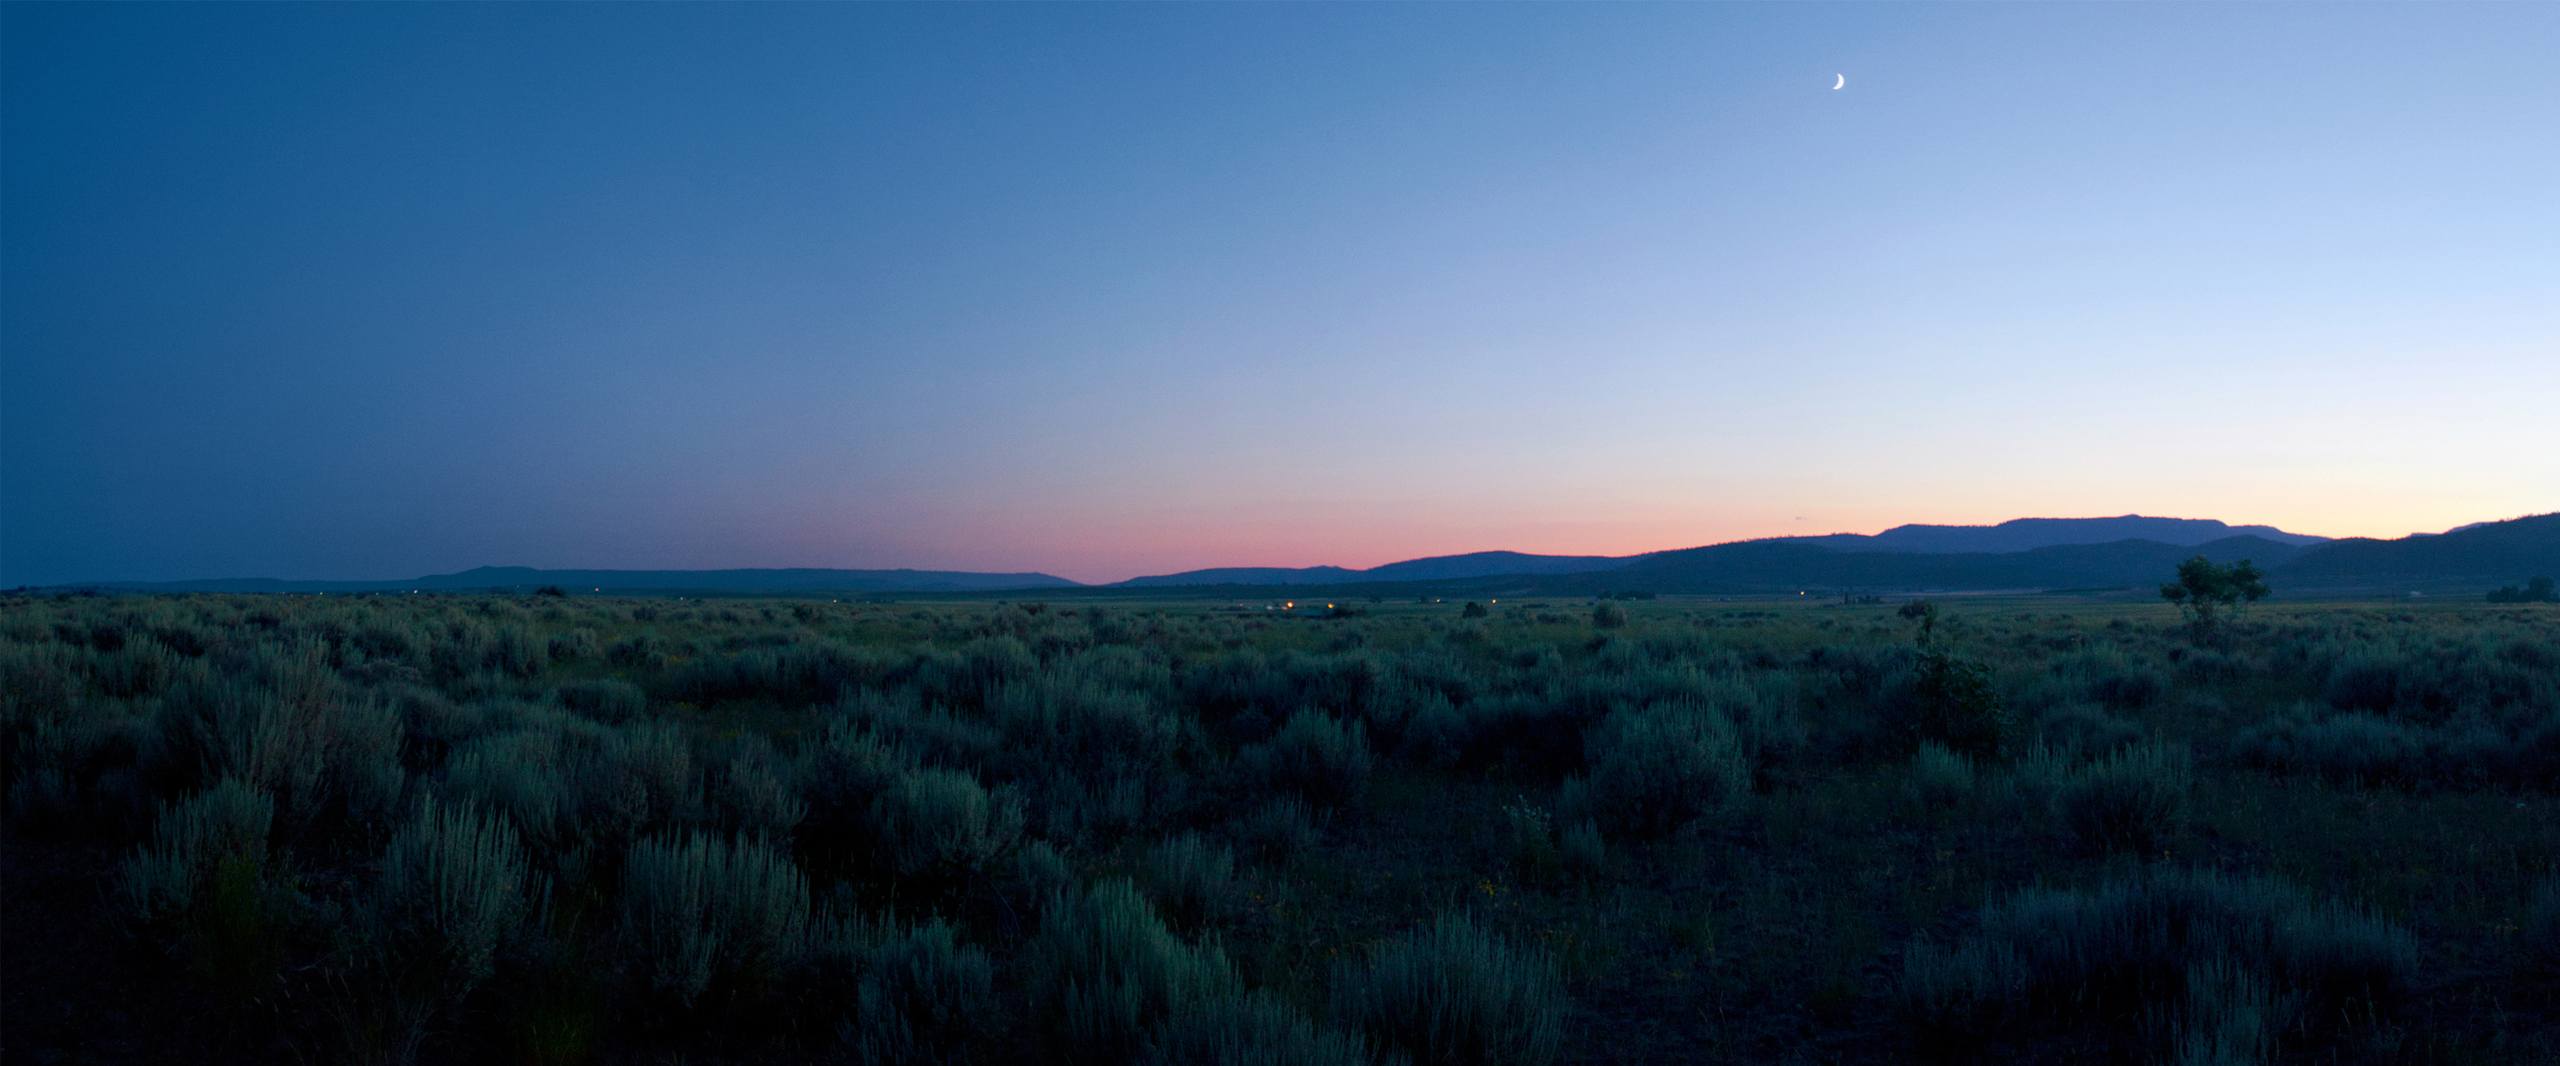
26 509 2518 590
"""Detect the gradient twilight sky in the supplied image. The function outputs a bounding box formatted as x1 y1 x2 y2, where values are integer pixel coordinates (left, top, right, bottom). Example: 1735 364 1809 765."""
4 3 2555 586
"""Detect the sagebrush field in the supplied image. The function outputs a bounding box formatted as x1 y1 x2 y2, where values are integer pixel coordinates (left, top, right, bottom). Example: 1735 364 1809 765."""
4 592 2556 1064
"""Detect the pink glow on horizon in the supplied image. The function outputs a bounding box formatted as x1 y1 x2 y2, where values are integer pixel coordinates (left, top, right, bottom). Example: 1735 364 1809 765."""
749 495 2544 586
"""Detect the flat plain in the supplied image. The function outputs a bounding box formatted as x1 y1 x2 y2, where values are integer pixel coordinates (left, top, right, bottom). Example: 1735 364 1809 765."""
4 592 2555 1064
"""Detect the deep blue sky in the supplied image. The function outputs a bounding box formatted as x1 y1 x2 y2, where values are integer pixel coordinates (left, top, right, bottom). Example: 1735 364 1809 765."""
6 3 2555 585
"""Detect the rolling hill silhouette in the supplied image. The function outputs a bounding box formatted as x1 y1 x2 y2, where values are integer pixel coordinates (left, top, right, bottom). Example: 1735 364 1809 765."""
42 514 2554 598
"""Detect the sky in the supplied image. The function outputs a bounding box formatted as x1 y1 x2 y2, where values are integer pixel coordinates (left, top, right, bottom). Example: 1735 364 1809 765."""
4 3 2555 586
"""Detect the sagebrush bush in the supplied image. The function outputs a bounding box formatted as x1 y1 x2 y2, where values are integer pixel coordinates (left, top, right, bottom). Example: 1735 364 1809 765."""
441 726 574 846
1896 937 2025 1042
1330 913 1563 1066
2234 708 2430 786
1499 798 1560 883
2025 701 2143 760
2525 874 2560 974
993 675 1192 841
712 735 808 840
1141 832 1238 932
1558 818 1604 879
1242 711 1373 812
855 916 995 1066
121 777 288 993
122 777 275 922
618 830 813 1006
1145 988 1381 1066
2054 739 2191 855
1566 700 1747 840
148 642 405 832
552 678 646 724
2168 956 2279 1066
1030 878 1238 1062
576 721 699 843
1228 795 1321 865
374 795 543 995
1903 867 2417 1056
1906 742 1976 810
871 766 1024 887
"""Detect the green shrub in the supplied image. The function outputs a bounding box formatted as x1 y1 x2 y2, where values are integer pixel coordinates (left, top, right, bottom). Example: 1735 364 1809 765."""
2054 739 2191 855
871 767 1025 887
2234 710 2429 786
1902 867 2416 1056
618 830 813 1006
855 917 995 1066
553 678 646 724
1590 602 1629 630
1330 913 1563 1066
1229 795 1322 866
148 642 406 832
1558 819 1604 880
1141 832 1239 932
1242 711 1373 812
2168 957 2278 1066
2027 701 2143 760
992 675 1192 840
122 777 275 922
1498 798 1559 883
1906 742 1976 810
575 721 700 843
547 628 600 663
121 778 289 992
375 795 543 995
441 727 574 847
1901 649 2009 760
2525 875 2560 974
1566 700 1747 840
1896 937 2025 1043
713 736 808 840
1145 989 1381 1066
1030 878 1238 1062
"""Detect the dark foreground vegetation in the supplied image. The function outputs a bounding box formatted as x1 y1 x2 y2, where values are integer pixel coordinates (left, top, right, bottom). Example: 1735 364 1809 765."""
4 592 2556 1064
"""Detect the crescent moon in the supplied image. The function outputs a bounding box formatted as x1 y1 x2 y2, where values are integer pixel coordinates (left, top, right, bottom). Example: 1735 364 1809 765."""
1833 73 1846 91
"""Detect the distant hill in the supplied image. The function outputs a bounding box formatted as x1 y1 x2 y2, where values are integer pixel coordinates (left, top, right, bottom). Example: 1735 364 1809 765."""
1118 551 1627 588
2274 513 2560 589
1781 515 2327 554
46 512 2552 600
1560 535 2308 596
79 566 1082 595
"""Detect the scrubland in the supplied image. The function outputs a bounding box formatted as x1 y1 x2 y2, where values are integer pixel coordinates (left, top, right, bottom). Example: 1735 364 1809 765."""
3 592 2555 1063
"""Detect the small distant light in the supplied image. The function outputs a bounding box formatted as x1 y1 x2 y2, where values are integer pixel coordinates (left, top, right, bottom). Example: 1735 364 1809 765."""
1326 603 1335 610
592 587 600 593
1489 599 1497 604
1284 601 1295 610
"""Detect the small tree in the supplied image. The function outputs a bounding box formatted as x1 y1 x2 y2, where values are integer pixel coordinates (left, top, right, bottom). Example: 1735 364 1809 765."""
2159 556 2268 632
2487 576 2557 604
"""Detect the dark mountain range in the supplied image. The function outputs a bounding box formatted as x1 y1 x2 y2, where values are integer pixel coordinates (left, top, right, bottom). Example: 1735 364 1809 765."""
1554 535 2310 595
1778 515 2327 554
2273 513 2560 589
39 513 2552 599
1119 551 1628 588
78 566 1080 595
